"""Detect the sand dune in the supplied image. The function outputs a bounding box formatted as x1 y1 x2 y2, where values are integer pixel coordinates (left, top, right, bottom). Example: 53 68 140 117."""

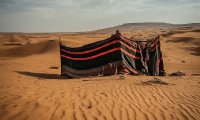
0 27 200 120
0 40 58 58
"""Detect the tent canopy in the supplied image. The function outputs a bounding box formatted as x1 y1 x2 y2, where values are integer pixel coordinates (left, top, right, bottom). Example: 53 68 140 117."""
60 31 165 78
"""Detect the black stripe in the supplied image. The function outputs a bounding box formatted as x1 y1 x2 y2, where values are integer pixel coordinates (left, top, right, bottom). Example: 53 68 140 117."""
61 50 122 70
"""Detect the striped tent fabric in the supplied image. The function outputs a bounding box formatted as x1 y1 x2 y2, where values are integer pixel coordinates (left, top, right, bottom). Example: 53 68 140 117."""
60 31 165 78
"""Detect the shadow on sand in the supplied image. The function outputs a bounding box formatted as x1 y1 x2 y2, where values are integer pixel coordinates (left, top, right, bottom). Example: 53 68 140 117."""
166 37 200 56
16 71 71 79
185 47 200 56
166 37 196 43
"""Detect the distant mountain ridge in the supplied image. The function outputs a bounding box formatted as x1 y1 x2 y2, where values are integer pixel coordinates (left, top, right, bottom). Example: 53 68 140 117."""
121 22 174 27
121 22 200 27
91 22 200 34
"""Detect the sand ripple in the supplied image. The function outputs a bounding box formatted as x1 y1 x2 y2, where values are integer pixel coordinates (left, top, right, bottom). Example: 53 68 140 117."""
1 75 200 120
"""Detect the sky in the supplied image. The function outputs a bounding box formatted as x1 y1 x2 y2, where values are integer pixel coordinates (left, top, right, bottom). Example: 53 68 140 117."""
0 0 200 32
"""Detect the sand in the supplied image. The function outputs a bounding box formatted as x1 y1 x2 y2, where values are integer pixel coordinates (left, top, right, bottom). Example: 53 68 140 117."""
0 27 200 120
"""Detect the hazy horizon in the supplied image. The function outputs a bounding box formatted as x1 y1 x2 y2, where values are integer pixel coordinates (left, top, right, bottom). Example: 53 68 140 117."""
0 0 200 32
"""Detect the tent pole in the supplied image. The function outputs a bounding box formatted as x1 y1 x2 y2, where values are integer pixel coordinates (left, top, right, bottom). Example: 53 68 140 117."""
58 36 62 76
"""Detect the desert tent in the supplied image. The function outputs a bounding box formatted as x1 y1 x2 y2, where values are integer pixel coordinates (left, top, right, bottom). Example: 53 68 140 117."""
60 31 165 78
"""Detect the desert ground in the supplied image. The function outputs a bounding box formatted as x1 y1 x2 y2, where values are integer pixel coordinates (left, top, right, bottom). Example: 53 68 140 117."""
0 26 200 120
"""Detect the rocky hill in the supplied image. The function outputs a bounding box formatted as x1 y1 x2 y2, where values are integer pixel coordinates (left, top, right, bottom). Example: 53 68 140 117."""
90 22 200 34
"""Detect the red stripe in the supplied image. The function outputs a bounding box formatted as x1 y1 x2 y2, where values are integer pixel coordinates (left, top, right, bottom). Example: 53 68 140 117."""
61 48 120 60
121 49 139 59
61 40 120 54
119 35 137 46
61 48 140 60
61 40 139 54
120 42 140 53
121 38 133 45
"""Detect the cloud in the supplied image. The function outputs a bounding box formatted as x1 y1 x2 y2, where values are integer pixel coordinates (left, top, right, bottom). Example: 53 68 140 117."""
0 0 199 32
